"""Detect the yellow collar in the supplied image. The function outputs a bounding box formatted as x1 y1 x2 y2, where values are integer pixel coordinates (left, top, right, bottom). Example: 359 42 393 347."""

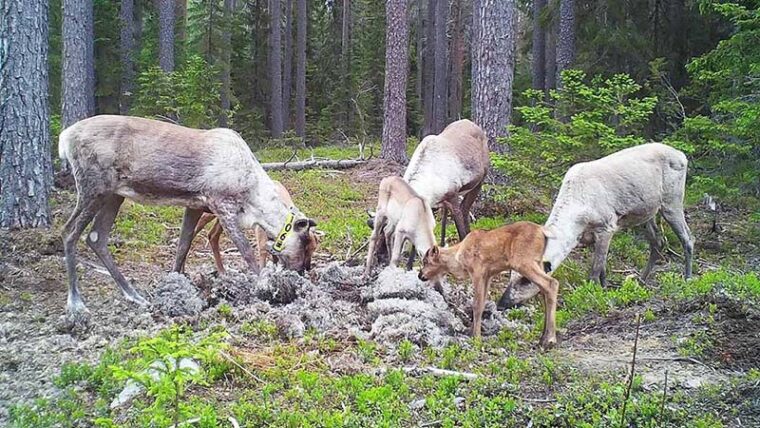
273 210 296 252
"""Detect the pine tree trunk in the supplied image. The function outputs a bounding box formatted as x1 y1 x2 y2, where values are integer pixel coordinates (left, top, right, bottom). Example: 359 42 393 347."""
432 0 448 132
119 0 135 113
556 0 574 86
471 0 516 153
544 15 557 92
175 0 188 55
422 0 434 136
62 0 95 128
448 0 464 121
381 0 410 164
158 0 175 72
283 0 293 129
0 0 53 229
341 0 351 126
531 0 546 90
220 0 235 127
295 0 307 138
269 0 283 137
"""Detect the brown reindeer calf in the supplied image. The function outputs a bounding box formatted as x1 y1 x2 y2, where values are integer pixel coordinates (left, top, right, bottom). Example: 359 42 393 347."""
417 221 559 348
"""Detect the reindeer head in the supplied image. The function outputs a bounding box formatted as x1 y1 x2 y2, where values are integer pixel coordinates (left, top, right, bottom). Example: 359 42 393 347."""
269 217 318 273
418 246 447 282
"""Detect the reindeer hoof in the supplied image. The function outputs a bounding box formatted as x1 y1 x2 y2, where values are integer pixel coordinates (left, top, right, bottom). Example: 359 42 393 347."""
125 292 150 307
64 304 91 335
539 336 557 350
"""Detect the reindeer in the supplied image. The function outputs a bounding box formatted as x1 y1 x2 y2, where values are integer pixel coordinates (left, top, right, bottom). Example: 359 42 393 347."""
364 176 436 277
418 222 559 348
193 180 320 274
498 143 694 309
405 119 490 244
59 115 316 319
367 119 489 268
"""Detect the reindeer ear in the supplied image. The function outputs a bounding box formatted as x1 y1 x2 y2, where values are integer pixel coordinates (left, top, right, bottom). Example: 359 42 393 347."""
431 246 440 257
294 218 309 232
308 218 317 228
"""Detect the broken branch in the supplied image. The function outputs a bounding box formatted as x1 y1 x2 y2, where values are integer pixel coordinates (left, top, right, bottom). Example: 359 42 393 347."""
261 159 366 171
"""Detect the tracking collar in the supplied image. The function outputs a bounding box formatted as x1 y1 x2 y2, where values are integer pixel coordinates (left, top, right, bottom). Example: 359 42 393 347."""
272 208 297 252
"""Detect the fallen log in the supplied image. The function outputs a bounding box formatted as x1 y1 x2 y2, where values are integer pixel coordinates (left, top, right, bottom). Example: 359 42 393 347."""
261 158 366 171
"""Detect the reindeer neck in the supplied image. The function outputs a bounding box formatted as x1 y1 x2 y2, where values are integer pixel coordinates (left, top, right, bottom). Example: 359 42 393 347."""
439 244 468 279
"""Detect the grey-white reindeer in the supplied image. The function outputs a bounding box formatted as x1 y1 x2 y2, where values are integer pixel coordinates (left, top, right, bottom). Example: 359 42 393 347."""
59 115 316 320
404 119 490 245
499 143 695 309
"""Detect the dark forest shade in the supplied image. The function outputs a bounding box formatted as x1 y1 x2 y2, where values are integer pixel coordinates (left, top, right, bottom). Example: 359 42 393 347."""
119 0 135 113
432 0 448 133
381 0 410 164
532 0 547 91
295 0 307 137
0 0 53 229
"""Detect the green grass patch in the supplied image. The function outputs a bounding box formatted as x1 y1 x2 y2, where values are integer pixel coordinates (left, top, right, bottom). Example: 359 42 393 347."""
659 269 760 301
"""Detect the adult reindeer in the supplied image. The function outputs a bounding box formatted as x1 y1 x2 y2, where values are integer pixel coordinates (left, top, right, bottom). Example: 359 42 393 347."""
498 143 694 309
405 119 490 245
59 115 316 319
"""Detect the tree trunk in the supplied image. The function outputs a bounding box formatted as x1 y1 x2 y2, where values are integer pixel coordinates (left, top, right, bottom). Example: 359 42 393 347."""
432 0 448 133
295 0 307 138
175 0 188 53
283 0 293 129
471 0 516 153
119 0 135 113
422 0 434 136
341 0 351 126
415 0 424 127
269 0 284 137
531 0 546 90
556 0 574 86
220 0 235 127
158 0 175 72
544 14 557 92
0 0 53 229
62 0 95 128
448 0 464 121
381 0 410 164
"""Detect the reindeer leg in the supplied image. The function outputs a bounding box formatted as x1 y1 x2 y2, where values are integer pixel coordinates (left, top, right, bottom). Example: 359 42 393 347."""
520 263 560 349
460 182 482 234
215 204 260 274
173 208 204 273
439 204 448 246
389 231 406 267
471 270 489 337
62 194 106 318
254 225 269 269
209 220 226 274
590 231 613 286
87 195 149 306
449 198 468 242
662 207 695 279
405 246 416 270
641 218 664 281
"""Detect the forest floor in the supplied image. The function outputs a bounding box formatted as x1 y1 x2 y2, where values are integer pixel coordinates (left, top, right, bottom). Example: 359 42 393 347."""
1 145 759 427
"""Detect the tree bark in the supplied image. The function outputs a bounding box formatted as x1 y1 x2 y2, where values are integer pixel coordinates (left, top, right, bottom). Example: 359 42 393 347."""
269 0 284 137
119 0 135 114
544 14 557 92
556 0 574 86
62 0 95 128
531 0 546 91
432 0 448 133
448 0 464 121
295 0 307 138
381 0 410 164
158 0 175 72
422 0 434 136
283 0 293 129
341 0 351 126
471 0 516 152
0 0 53 229
220 0 235 127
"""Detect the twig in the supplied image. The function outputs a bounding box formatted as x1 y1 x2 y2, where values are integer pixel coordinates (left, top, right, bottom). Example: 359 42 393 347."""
283 147 298 168
658 370 669 427
620 314 641 427
419 420 442 427
346 240 370 262
261 159 366 171
375 366 478 380
219 351 264 384
228 417 241 428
